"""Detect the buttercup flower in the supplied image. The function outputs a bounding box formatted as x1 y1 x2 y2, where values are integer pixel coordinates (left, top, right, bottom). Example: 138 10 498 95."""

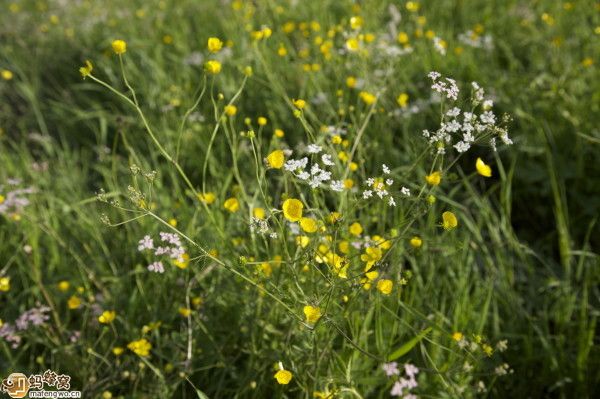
299 217 318 233
67 295 81 309
111 39 127 54
224 197 240 213
425 171 442 186
476 158 492 177
1 69 13 80
197 192 216 204
224 105 237 116
442 211 458 230
127 338 151 357
359 91 377 105
349 222 363 236
377 279 393 295
303 305 322 323
98 310 116 324
0 277 10 292
266 150 285 169
274 368 293 385
409 236 422 248
292 99 306 109
207 37 223 53
79 60 93 78
282 198 303 222
204 60 222 74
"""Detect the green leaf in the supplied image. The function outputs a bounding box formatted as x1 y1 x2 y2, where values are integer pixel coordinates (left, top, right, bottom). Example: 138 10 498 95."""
387 327 432 361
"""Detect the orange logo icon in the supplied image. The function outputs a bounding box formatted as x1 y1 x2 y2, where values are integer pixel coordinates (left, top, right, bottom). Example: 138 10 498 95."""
1 373 30 398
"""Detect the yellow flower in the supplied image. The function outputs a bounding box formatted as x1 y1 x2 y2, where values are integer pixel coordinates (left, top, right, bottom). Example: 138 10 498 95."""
207 37 223 53
1 69 13 80
359 91 376 105
452 332 464 341
173 253 190 269
277 45 287 56
482 343 494 356
204 60 222 74
377 279 393 295
274 128 285 138
410 236 422 248
224 197 240 213
257 116 267 126
178 307 192 317
282 198 303 222
292 99 306 109
346 76 357 88
79 60 93 78
349 222 363 236
442 211 458 230
224 105 237 116
253 207 266 220
274 369 293 385
67 295 82 309
98 310 116 324
127 338 152 357
266 150 285 169
299 217 318 233
345 37 360 51
0 195 4 204
303 305 322 324
0 277 10 292
397 32 409 44
425 171 442 186
350 16 363 30
396 93 409 108
112 347 124 356
361 246 382 271
406 1 420 12
57 281 70 292
111 39 127 54
197 192 216 205
296 235 310 248
169 218 177 227
475 158 492 177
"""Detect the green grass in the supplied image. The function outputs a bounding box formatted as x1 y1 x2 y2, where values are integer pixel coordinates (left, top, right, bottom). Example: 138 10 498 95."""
0 0 599 398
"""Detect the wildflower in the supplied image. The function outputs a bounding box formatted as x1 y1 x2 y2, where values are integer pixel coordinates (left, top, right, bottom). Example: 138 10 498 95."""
282 198 303 222
257 116 267 126
223 197 240 213
57 281 70 292
382 362 400 376
98 310 116 324
111 39 127 54
409 236 422 248
253 207 266 220
197 192 216 204
224 105 237 116
112 347 124 356
396 93 409 108
482 343 494 356
274 368 293 385
452 332 464 341
173 253 190 269
349 222 363 236
359 91 377 105
274 128 285 138
67 295 82 309
127 338 151 357
79 60 93 78
442 211 458 230
303 305 322 323
406 1 420 12
148 261 165 273
345 37 360 51
1 69 13 80
476 157 492 177
207 37 223 53
361 246 382 270
178 307 192 317
0 277 9 292
299 217 318 233
204 60 222 74
425 171 441 186
266 150 285 169
377 279 393 295
292 99 306 109
346 76 357 88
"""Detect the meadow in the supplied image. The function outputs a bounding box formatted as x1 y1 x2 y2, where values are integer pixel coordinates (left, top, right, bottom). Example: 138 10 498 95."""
0 0 599 398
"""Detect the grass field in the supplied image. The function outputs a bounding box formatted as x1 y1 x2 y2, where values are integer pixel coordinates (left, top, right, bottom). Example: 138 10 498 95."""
0 0 599 398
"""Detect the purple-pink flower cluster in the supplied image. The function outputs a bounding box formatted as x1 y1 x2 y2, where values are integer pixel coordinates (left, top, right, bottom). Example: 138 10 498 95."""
382 362 419 398
0 305 51 348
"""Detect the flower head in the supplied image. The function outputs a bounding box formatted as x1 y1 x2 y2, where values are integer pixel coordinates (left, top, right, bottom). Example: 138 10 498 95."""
207 37 223 53
79 60 93 78
1 69 13 80
224 197 240 213
98 310 116 324
204 60 222 74
299 217 318 233
274 368 293 385
282 198 303 222
476 157 492 177
425 171 442 186
127 338 151 357
409 236 422 248
266 150 285 169
292 99 306 109
377 279 393 295
303 305 322 324
359 91 377 105
111 39 127 55
0 277 10 292
442 211 458 230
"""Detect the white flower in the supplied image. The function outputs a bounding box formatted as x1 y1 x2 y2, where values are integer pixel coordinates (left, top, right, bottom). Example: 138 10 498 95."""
386 179 394 186
322 154 334 166
330 180 344 192
307 144 322 153
454 141 470 153
147 261 165 273
382 164 391 174
428 71 441 80
446 107 461 117
388 197 396 206
401 186 410 196
138 235 154 251
362 190 373 199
